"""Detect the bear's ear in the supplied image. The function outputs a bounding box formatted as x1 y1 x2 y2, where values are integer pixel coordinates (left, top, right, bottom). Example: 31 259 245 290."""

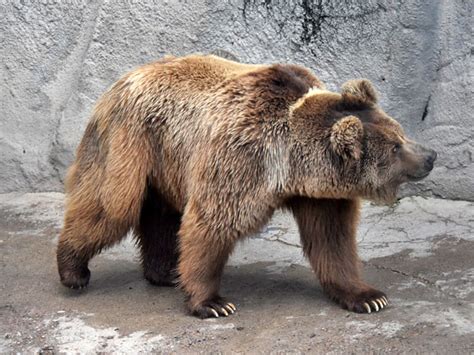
330 115 364 160
341 79 378 108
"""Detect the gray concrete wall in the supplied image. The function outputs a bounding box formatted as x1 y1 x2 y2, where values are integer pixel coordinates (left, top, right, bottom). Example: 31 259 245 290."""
1 0 472 200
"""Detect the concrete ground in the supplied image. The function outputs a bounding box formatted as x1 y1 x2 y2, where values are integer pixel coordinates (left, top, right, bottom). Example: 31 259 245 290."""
0 193 473 353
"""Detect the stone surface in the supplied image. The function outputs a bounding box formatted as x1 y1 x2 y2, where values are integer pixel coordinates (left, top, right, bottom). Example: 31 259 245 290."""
0 193 473 352
1 1 473 199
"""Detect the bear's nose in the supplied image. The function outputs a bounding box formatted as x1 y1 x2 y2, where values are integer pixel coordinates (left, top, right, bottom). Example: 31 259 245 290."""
426 150 437 165
424 150 437 171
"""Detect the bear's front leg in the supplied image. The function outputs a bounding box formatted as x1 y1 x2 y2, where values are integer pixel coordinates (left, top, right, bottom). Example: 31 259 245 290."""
177 203 237 318
288 197 388 313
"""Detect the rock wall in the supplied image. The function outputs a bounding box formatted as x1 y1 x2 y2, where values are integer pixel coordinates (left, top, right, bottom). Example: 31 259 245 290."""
1 0 472 199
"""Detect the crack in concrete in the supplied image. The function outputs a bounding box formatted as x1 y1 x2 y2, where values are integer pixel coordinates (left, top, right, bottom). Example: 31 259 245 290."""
359 212 385 244
364 260 463 301
359 203 399 243
412 198 474 231
421 94 431 121
242 0 386 54
360 238 438 245
387 226 411 241
253 233 302 249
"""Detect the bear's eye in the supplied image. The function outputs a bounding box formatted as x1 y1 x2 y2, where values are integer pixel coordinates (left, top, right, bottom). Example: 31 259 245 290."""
392 143 401 154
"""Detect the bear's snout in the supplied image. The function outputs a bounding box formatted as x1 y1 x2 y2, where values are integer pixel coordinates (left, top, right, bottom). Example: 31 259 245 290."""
404 142 437 181
423 149 437 172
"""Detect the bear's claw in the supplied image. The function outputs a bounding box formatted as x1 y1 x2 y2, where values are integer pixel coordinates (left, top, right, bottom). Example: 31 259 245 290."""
330 287 388 314
226 303 236 313
361 296 388 314
60 266 91 290
192 299 237 318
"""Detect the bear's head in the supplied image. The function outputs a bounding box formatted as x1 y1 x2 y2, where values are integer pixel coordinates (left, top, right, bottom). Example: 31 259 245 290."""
288 79 437 203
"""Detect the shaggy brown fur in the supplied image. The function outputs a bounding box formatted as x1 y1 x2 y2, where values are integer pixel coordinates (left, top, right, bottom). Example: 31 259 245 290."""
57 54 436 318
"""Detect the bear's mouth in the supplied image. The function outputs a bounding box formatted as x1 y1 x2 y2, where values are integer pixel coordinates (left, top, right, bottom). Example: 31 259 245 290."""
406 172 430 181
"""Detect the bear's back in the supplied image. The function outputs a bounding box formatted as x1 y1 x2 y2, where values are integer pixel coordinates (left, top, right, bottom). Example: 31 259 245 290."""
136 54 267 95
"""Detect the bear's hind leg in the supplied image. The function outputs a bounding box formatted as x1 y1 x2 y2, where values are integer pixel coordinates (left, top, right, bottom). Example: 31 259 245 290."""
135 187 180 286
288 197 388 314
57 202 131 289
57 125 150 289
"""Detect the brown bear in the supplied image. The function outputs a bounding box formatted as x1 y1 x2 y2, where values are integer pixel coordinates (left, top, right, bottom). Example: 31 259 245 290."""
57 54 437 318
